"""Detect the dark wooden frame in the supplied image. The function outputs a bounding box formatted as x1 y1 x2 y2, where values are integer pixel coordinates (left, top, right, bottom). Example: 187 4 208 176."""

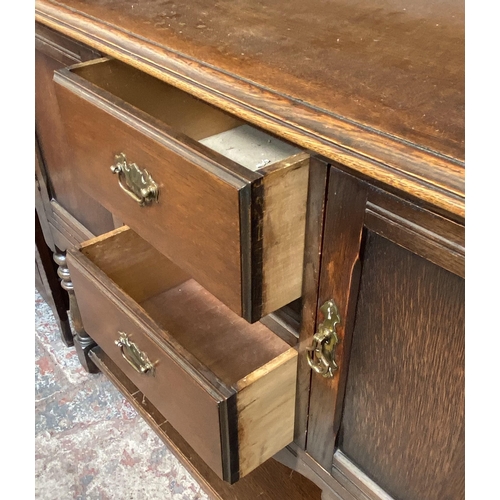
300 165 464 498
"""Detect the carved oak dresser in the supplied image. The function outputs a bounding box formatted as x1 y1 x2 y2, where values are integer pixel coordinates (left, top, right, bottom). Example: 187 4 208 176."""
35 0 465 499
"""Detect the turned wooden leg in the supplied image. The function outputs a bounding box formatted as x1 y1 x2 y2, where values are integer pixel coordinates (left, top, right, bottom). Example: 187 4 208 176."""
53 251 99 373
35 212 73 347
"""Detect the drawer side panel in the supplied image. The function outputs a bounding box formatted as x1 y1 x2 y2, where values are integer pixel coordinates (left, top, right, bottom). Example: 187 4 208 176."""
261 157 310 317
236 349 297 477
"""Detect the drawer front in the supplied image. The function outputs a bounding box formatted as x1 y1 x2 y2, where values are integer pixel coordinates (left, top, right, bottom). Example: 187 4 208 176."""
67 252 229 479
54 59 309 322
56 80 245 316
66 226 298 484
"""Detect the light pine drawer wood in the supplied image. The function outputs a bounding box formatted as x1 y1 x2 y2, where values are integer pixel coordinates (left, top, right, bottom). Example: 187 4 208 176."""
66 226 297 483
54 58 310 322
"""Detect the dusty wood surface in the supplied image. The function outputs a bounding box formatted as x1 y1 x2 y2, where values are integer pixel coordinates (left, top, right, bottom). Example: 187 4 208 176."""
35 0 464 218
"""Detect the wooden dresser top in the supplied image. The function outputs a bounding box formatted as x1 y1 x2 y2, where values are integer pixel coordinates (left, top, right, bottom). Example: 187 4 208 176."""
35 0 465 219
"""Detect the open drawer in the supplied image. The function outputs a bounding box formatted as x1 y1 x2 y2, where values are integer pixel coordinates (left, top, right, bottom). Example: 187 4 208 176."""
54 58 310 322
66 226 297 484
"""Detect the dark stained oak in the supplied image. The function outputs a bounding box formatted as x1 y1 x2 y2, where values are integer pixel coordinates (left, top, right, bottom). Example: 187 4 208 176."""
365 187 465 278
35 210 73 346
35 0 464 218
67 226 298 483
90 347 322 500
53 250 99 372
35 0 465 157
35 140 55 250
306 168 368 467
294 157 329 448
54 57 310 322
55 74 244 316
34 5 465 498
141 287 290 387
304 166 464 499
35 23 115 238
35 22 100 65
339 231 464 500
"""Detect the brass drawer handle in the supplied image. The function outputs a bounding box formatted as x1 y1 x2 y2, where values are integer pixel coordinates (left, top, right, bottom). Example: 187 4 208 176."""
110 153 159 206
306 300 340 378
115 331 155 376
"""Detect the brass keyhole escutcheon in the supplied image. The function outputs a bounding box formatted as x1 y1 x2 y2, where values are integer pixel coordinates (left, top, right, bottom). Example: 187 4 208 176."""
306 300 340 378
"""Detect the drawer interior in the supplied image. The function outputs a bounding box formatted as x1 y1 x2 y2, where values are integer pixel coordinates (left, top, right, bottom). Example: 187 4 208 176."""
72 59 301 172
80 226 292 386
58 57 310 323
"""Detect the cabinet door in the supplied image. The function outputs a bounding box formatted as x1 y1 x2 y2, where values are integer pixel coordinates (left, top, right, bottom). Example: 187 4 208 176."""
304 167 464 500
35 23 115 243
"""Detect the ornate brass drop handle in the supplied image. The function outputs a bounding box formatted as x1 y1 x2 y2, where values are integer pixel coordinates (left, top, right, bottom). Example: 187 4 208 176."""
110 153 159 206
115 331 155 376
306 300 341 378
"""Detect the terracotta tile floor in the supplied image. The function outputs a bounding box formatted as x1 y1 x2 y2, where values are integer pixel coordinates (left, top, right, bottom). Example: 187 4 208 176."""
35 289 209 500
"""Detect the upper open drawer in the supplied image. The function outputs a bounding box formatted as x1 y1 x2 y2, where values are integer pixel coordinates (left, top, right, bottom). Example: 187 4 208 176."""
54 58 310 322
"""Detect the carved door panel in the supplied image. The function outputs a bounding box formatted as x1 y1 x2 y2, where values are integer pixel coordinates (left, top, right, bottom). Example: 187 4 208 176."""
302 166 465 500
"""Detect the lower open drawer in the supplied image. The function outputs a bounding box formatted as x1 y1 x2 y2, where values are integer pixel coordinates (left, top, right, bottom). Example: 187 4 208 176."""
66 226 297 483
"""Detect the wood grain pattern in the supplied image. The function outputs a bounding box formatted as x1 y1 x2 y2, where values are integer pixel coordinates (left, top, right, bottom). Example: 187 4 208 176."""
67 227 298 482
305 168 464 497
306 168 368 467
365 187 465 277
338 231 464 500
35 24 115 239
236 349 297 477
35 5 466 496
80 226 190 303
140 283 292 389
35 0 464 218
55 72 245 315
75 227 291 388
90 347 322 500
73 57 245 141
261 155 310 316
68 244 228 480
54 57 309 320
294 157 329 448
48 200 95 251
